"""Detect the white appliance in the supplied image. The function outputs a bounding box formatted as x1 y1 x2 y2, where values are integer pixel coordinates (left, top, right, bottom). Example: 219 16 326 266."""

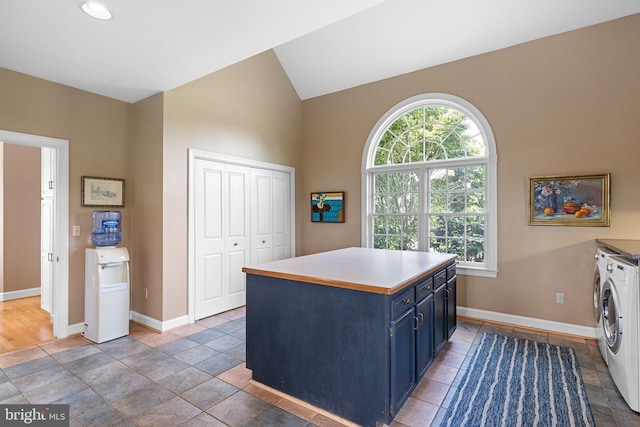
602 255 640 412
594 247 616 364
84 247 131 343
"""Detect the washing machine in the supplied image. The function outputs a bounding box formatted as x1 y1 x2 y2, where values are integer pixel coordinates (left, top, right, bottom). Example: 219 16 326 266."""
594 247 616 364
601 255 640 412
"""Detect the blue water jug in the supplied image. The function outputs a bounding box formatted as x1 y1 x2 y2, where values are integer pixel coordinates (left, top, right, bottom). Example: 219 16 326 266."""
92 210 122 247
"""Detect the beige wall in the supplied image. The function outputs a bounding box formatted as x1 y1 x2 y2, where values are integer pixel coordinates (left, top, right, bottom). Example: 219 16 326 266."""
0 67 132 324
1 14 638 331
131 93 164 320
160 50 302 320
2 144 41 292
300 14 640 327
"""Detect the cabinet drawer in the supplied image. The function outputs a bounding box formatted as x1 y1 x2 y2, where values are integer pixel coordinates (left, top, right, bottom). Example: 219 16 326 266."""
447 264 456 280
415 277 433 302
392 288 414 320
434 269 447 288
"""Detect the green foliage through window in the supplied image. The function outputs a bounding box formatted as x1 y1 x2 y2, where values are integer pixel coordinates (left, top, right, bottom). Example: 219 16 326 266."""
374 106 485 166
370 102 489 266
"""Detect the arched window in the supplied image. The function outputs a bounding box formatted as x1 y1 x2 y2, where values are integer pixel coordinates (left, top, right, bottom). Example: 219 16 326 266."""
362 94 498 277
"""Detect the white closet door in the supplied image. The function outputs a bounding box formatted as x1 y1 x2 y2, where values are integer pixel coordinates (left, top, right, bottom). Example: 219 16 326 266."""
251 169 273 265
271 171 291 261
41 147 55 198
251 169 291 265
41 146 56 313
194 159 249 320
40 197 53 313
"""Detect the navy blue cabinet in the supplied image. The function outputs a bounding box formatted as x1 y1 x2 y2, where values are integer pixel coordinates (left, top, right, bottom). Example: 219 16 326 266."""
391 307 416 415
246 256 456 427
390 267 453 416
447 266 457 339
416 293 434 377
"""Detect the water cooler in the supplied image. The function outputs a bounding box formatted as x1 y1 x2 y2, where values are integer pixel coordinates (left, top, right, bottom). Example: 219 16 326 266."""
84 211 130 343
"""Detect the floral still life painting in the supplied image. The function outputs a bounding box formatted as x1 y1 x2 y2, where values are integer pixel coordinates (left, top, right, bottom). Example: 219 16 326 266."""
529 174 610 226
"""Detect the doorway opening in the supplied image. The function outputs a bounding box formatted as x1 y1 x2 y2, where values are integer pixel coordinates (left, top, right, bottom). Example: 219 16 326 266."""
0 130 69 345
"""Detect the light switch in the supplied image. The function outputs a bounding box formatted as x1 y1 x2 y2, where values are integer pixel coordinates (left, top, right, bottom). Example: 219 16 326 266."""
72 225 81 237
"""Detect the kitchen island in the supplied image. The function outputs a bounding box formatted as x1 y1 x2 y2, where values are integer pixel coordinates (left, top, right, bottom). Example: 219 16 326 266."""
242 247 457 427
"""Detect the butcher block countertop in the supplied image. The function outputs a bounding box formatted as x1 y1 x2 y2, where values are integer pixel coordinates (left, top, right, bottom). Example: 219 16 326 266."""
242 247 457 295
596 239 640 260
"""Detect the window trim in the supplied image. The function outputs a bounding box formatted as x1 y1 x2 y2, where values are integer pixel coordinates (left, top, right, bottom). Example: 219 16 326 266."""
361 93 498 278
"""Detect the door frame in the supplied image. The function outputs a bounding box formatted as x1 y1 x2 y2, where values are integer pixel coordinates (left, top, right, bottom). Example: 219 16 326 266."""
187 149 295 324
0 130 70 338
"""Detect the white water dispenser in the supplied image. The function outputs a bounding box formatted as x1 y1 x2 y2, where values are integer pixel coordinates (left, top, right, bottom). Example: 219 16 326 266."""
84 247 130 343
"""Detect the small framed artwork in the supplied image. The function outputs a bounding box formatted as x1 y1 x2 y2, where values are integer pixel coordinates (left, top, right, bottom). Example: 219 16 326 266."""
311 192 345 223
528 173 610 226
81 176 125 207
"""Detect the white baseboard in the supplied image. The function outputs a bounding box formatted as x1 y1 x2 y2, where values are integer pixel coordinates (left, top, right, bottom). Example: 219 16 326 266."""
0 287 41 302
68 322 85 336
130 311 189 332
458 306 597 339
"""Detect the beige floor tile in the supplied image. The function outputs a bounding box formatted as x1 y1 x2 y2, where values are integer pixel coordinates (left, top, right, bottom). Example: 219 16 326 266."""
138 331 181 347
310 413 352 427
171 323 208 337
548 332 587 344
275 397 318 421
0 346 48 368
128 323 159 339
217 362 252 388
443 339 472 355
393 396 438 427
425 362 458 385
243 383 281 404
435 348 465 369
40 335 90 355
412 378 450 406
197 316 230 328
450 329 476 343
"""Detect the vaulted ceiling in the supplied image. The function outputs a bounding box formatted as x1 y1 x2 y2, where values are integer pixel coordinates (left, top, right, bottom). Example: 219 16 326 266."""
1 0 639 103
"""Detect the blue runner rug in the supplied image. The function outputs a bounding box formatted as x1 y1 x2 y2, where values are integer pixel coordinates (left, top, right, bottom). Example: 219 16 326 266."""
440 333 595 427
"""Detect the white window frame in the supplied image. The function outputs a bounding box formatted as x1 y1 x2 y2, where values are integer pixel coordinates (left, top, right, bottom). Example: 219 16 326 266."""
361 93 498 278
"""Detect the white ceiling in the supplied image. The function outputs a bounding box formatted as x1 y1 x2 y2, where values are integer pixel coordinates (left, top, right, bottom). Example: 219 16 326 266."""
1 0 639 103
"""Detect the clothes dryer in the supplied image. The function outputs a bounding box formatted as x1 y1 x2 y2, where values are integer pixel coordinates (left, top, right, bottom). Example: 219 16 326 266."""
602 255 640 412
594 247 616 364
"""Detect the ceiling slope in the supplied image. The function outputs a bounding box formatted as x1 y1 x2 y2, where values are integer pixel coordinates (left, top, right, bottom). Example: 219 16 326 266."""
1 0 639 103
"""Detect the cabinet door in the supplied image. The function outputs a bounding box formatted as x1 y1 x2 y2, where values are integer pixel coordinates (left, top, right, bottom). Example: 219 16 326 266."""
447 277 457 339
416 294 434 378
434 283 447 354
390 308 416 416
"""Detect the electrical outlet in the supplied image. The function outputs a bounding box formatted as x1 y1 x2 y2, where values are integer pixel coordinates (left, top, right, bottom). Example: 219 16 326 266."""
72 225 81 236
144 288 148 299
556 293 565 304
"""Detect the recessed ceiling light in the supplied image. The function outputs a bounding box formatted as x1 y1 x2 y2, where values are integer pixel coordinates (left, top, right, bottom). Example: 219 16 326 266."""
81 2 112 20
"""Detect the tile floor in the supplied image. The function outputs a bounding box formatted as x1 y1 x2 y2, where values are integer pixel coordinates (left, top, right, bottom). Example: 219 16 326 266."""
0 309 638 426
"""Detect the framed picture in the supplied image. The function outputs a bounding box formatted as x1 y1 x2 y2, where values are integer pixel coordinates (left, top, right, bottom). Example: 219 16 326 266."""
528 173 610 226
311 192 345 223
81 176 125 207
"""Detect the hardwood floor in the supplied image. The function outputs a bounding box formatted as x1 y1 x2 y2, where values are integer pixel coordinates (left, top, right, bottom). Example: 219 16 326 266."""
0 296 55 354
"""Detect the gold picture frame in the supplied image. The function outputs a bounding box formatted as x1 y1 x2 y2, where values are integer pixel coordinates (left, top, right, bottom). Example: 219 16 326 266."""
81 176 125 207
528 173 610 226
